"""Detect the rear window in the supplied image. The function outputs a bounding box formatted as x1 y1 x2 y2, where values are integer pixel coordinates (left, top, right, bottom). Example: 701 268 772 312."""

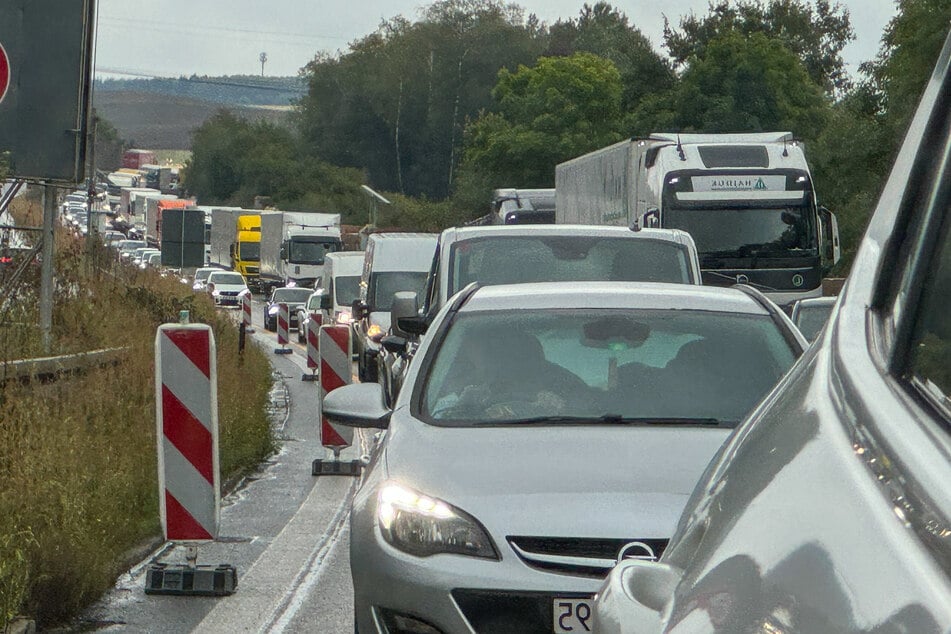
449 236 692 296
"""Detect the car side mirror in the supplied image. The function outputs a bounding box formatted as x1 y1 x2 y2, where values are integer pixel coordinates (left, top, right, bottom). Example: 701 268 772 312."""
390 291 419 339
396 315 429 337
381 335 408 355
352 299 368 321
322 383 391 429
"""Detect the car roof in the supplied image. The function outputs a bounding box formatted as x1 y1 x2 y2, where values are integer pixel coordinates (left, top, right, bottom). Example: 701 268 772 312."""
460 281 770 315
440 224 695 246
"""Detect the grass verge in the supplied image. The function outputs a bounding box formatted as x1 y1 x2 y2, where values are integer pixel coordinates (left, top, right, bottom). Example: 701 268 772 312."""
0 196 275 626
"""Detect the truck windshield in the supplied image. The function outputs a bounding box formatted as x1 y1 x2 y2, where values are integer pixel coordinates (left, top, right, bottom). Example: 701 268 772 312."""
237 241 259 261
664 205 817 258
289 239 339 265
449 235 693 296
369 271 429 312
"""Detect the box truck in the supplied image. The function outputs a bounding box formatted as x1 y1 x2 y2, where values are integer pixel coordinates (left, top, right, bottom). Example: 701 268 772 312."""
555 132 840 306
259 211 342 290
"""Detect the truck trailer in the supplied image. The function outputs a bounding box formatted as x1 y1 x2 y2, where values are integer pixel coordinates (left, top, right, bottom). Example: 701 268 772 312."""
555 132 840 305
259 211 342 290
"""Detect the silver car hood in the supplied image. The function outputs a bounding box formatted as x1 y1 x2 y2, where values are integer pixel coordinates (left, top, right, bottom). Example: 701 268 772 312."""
383 413 730 539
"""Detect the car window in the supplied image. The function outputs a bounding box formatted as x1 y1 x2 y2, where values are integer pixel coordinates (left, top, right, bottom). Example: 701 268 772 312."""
369 271 429 312
210 273 244 285
795 303 835 341
420 308 796 426
448 236 692 296
906 207 951 405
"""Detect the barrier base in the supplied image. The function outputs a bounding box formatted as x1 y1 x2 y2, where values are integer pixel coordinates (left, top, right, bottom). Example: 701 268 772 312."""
301 372 318 382
273 347 293 355
312 458 362 477
145 563 237 596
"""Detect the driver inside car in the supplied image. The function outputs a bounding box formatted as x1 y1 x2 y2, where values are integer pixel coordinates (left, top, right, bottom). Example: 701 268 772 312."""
430 327 587 420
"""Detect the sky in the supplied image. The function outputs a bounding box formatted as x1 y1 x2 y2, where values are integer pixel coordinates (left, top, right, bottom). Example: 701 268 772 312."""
93 0 898 79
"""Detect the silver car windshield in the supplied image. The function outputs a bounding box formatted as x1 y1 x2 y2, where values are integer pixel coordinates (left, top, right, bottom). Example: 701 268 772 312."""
448 236 692 296
420 309 796 426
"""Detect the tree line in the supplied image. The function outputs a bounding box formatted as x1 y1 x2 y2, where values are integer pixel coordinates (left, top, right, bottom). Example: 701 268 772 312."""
181 0 951 269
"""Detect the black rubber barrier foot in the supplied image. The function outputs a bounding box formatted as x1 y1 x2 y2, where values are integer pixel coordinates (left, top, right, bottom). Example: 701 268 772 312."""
145 563 238 596
312 459 362 477
273 348 293 355
301 373 318 382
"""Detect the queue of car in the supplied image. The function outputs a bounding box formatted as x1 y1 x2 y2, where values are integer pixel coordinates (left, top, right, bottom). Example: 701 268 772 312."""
311 36 951 634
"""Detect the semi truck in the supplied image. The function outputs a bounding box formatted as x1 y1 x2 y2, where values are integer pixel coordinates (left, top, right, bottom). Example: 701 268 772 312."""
209 208 263 291
555 132 840 306
259 211 342 290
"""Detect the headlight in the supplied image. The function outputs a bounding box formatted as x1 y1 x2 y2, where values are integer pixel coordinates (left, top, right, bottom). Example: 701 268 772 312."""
286 280 297 288
268 305 280 315
336 311 352 324
367 323 385 342
377 483 498 560
212 289 221 296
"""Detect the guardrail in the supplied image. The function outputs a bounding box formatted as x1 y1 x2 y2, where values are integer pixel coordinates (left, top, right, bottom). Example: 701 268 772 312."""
1 347 130 383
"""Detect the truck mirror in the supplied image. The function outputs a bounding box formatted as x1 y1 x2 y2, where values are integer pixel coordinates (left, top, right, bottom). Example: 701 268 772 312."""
229 243 235 257
352 299 368 321
818 206 841 266
319 291 333 310
644 208 660 228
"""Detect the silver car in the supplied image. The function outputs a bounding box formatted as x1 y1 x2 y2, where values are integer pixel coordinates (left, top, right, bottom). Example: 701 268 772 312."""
324 281 805 634
593 29 951 634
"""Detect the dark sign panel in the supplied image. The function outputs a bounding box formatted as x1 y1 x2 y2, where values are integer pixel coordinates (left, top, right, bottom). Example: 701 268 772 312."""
0 0 96 182
162 209 207 268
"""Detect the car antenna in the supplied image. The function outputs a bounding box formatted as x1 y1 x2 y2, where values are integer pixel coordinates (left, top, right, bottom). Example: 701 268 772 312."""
676 133 686 161
782 135 789 157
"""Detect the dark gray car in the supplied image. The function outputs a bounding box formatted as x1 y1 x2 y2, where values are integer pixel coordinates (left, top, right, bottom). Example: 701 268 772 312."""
594 30 951 633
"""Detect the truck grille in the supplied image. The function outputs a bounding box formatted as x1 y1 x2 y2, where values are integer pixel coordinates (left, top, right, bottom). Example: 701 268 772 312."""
245 266 259 275
507 536 667 578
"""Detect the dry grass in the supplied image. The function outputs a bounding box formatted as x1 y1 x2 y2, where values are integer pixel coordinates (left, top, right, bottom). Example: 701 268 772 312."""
0 195 275 626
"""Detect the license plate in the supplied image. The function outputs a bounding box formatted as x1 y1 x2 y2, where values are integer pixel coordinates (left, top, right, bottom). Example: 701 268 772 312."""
553 597 594 633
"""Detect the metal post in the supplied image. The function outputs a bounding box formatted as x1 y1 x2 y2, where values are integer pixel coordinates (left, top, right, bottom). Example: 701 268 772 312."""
40 185 56 353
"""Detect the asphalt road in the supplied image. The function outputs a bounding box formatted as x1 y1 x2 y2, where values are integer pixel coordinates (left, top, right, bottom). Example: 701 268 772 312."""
71 297 368 633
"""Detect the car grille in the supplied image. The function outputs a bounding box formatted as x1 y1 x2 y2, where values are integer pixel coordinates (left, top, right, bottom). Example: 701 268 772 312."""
451 589 593 634
507 536 668 579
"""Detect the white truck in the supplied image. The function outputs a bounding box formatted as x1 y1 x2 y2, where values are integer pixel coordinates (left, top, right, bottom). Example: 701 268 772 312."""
556 132 840 306
259 211 342 290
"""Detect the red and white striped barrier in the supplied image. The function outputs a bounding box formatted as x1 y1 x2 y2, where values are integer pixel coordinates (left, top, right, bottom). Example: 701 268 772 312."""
319 325 353 450
155 324 219 541
302 315 321 381
241 290 253 332
274 302 291 354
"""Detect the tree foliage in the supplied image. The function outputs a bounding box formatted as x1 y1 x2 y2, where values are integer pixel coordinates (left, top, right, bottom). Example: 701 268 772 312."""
664 0 854 94
183 111 366 221
546 2 675 109
455 52 624 211
634 31 828 139
297 0 546 200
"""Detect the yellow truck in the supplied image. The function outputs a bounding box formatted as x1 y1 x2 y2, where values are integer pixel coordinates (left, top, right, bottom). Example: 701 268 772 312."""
210 208 263 292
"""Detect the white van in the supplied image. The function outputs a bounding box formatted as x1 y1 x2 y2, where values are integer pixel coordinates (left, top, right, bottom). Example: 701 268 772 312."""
320 251 364 325
352 233 438 383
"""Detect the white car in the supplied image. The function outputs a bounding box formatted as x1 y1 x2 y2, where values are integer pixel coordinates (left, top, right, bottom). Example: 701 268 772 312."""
324 281 806 634
206 271 249 307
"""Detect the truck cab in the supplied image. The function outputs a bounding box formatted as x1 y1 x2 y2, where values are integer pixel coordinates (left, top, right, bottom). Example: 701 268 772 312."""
232 214 261 291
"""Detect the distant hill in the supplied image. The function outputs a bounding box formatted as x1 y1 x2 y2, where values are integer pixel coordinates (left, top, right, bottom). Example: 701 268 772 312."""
95 75 305 106
93 91 293 151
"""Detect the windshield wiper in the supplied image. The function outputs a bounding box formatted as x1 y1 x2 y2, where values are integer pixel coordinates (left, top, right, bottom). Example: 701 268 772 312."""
472 415 737 427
